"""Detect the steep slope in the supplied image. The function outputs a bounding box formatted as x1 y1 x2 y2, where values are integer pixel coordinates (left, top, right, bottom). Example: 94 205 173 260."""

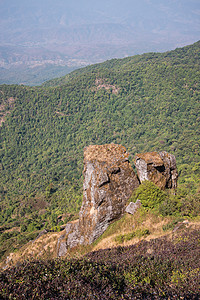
0 41 199 260
1 227 199 299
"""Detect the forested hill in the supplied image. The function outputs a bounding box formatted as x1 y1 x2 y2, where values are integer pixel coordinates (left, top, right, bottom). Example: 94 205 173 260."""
43 40 200 87
0 41 199 253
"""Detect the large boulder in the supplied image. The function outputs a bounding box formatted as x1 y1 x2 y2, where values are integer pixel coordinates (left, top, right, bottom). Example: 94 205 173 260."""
65 144 139 248
134 151 178 190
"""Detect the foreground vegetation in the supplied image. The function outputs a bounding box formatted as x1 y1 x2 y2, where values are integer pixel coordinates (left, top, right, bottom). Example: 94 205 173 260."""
0 228 199 299
0 41 199 261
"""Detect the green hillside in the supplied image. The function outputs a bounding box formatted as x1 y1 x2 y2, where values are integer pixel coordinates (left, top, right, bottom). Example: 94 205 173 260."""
0 41 199 259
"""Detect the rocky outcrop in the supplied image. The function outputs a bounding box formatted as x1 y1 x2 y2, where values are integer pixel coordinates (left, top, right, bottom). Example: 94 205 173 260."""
65 144 139 248
135 151 178 190
57 234 67 257
57 147 178 255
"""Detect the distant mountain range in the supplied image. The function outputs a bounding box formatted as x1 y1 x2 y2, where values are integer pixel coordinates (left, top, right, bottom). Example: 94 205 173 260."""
0 45 89 85
0 0 200 85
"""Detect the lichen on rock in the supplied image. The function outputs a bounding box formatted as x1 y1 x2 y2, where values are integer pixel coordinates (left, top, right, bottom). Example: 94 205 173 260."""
64 144 139 249
57 146 178 255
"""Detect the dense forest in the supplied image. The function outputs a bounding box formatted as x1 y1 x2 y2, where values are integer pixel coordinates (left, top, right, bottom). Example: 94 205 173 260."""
0 41 199 260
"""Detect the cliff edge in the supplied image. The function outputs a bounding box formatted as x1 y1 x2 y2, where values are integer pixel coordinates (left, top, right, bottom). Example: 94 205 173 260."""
63 144 139 250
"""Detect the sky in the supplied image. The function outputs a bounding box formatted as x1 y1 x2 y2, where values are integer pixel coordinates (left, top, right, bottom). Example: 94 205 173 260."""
1 0 199 48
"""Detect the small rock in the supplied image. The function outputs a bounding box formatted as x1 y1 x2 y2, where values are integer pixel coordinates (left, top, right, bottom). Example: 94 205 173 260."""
57 234 67 257
125 200 141 215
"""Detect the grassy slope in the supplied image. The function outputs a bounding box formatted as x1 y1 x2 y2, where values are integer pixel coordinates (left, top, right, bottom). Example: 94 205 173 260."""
2 206 200 268
0 224 199 299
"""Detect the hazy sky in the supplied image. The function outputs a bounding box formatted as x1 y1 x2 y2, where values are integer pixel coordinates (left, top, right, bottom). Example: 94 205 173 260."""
0 0 199 84
0 0 200 57
1 0 200 31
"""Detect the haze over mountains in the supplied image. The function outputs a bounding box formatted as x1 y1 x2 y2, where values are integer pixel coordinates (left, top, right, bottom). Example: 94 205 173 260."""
0 0 200 85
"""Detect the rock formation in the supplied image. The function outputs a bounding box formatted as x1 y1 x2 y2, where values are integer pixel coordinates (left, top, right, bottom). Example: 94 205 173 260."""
57 147 178 255
65 144 139 248
134 151 178 190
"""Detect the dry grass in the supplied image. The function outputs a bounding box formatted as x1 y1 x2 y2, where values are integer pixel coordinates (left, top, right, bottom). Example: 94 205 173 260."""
1 231 64 269
92 210 200 251
4 227 20 233
84 144 128 163
1 208 200 270
92 210 170 251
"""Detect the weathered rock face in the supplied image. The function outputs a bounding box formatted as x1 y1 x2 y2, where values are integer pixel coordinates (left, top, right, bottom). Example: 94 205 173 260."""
135 151 178 190
58 147 178 254
65 144 139 248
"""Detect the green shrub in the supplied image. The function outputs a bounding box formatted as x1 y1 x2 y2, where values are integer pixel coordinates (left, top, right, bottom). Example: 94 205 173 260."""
124 232 135 241
132 181 166 209
135 228 150 238
114 229 150 244
51 225 61 232
159 195 181 216
20 224 27 232
180 193 200 217
162 218 184 231
27 222 41 232
115 234 125 244
115 232 136 244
